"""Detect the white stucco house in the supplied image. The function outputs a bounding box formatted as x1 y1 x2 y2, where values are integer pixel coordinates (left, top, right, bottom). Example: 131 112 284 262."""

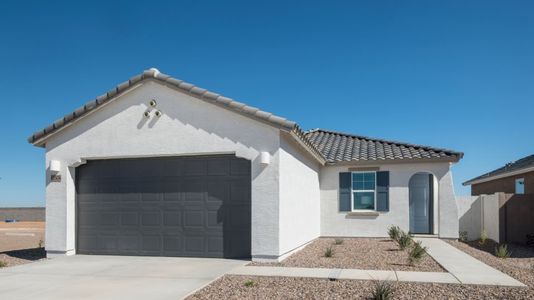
29 68 463 261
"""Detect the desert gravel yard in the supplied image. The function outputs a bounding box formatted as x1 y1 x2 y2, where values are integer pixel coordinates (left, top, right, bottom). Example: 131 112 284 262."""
188 239 533 299
252 238 445 272
186 275 529 300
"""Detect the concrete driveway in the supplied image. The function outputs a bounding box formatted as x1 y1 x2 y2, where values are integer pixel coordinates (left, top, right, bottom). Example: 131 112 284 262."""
0 255 248 300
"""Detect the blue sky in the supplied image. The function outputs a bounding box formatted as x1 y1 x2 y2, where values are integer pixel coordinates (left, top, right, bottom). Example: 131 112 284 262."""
1 1 533 207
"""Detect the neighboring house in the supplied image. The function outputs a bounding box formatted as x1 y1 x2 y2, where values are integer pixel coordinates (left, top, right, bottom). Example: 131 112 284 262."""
463 154 534 195
461 154 534 244
28 68 463 261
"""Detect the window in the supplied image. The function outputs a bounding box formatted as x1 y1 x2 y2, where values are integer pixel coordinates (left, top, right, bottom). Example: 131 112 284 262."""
516 178 525 194
352 172 376 210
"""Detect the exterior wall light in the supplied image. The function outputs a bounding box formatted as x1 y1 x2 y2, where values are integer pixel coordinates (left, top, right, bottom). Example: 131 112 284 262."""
50 160 61 172
150 99 157 107
143 110 151 118
260 152 270 165
155 110 162 117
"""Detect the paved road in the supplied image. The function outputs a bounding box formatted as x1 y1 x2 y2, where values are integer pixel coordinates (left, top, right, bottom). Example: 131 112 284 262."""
0 255 248 300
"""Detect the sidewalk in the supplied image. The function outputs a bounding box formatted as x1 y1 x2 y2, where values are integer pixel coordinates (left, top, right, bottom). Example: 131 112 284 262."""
229 238 525 287
416 238 524 286
229 266 460 284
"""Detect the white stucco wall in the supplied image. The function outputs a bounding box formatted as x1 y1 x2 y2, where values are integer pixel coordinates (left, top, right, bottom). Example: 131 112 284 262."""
277 134 321 258
43 80 283 258
320 162 459 239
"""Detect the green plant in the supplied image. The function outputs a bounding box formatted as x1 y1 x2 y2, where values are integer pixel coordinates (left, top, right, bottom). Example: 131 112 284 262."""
397 231 413 250
324 246 333 258
0 261 7 268
459 231 468 242
243 280 255 287
479 230 488 245
334 239 344 245
371 281 395 300
407 241 427 265
388 225 401 242
38 239 44 248
495 244 511 259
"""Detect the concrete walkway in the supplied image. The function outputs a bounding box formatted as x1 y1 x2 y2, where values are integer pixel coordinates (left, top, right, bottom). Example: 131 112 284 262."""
230 266 460 284
230 238 525 287
416 238 525 287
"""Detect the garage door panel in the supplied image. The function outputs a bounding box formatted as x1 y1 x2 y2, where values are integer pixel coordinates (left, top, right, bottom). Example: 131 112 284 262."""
207 158 229 176
118 235 139 251
141 235 162 251
183 160 207 176
141 212 161 226
183 210 204 227
76 155 251 258
163 211 181 226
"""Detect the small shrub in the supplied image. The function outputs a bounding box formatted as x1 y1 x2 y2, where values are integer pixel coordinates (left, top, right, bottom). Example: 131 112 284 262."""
387 226 401 242
479 230 488 245
495 244 511 259
334 239 344 245
324 246 333 258
459 231 468 242
397 231 413 250
243 280 255 287
0 261 7 268
371 281 395 300
408 241 427 265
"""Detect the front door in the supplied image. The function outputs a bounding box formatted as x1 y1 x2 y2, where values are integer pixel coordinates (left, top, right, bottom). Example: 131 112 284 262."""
409 173 433 234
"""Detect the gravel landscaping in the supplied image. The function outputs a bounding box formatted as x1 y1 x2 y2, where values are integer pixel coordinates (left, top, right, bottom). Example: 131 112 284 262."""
187 274 529 300
251 238 445 272
0 248 46 268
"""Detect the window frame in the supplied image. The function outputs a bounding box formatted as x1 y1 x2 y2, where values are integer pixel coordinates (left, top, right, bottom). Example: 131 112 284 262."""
350 171 377 211
515 178 525 194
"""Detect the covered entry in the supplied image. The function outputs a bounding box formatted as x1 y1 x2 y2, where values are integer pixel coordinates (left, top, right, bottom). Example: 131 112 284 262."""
75 155 251 258
409 173 434 234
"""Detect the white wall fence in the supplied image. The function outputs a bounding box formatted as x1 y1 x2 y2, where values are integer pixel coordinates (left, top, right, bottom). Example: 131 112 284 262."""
457 194 500 243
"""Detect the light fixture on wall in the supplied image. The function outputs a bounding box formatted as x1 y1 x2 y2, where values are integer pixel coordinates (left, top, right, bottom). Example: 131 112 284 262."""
260 152 270 165
150 99 157 107
155 110 162 117
49 160 61 172
143 110 151 118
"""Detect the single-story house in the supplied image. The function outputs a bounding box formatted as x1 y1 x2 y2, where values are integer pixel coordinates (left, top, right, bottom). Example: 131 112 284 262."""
463 154 534 195
28 68 463 261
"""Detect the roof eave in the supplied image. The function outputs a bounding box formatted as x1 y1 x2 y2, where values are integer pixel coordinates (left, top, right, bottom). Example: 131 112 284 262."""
28 68 298 146
463 165 534 186
325 155 461 166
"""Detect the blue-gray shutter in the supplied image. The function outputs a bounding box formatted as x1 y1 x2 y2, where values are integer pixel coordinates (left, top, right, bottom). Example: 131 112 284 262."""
339 172 351 212
376 171 390 212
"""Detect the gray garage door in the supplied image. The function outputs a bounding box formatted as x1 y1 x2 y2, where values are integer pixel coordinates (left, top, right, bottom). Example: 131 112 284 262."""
76 155 251 258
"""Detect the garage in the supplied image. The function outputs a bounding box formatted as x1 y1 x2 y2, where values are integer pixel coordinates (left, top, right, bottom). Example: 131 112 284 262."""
75 155 251 258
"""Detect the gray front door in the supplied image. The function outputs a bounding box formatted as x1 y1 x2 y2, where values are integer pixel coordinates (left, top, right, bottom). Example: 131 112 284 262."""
409 173 433 234
76 155 251 258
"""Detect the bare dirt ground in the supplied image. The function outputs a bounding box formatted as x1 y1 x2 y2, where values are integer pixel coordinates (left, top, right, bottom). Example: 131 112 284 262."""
0 222 46 267
0 222 45 252
251 238 445 272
